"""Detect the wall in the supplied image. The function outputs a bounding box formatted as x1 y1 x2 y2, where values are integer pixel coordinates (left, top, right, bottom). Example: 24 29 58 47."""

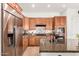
24 12 60 17
61 8 79 50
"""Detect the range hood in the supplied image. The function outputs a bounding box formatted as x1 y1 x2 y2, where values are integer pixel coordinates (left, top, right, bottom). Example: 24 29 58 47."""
36 24 46 27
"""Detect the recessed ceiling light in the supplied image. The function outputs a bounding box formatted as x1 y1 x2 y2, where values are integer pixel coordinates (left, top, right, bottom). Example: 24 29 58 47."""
32 4 35 8
47 4 51 8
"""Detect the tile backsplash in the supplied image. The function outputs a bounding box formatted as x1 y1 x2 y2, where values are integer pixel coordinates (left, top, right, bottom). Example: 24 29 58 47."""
27 30 53 34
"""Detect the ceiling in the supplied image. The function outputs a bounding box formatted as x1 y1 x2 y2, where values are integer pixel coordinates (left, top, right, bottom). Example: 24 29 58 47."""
19 3 79 13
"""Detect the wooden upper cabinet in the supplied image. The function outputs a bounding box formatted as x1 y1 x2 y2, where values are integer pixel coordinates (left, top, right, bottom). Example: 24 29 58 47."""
54 17 61 26
44 18 50 30
29 18 53 30
35 18 52 30
54 16 66 26
60 16 66 26
24 17 66 30
35 18 46 25
51 18 54 30
36 18 41 24
29 18 36 30
23 17 29 30
49 18 53 30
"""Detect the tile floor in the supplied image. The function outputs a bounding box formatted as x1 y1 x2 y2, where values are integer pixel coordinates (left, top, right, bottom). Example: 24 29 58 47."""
22 46 79 56
23 46 40 56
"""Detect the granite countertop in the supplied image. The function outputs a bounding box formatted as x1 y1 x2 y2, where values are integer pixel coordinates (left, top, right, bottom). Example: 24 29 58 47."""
22 30 53 35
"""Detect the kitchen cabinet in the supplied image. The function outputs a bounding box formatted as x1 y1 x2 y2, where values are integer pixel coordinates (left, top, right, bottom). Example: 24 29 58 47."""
43 18 50 30
54 44 66 51
60 16 66 26
23 17 29 30
29 36 40 46
36 18 42 24
23 36 28 51
35 36 40 46
36 18 52 30
54 17 61 26
54 16 66 26
29 18 52 30
49 19 52 30
50 18 54 30
29 18 36 30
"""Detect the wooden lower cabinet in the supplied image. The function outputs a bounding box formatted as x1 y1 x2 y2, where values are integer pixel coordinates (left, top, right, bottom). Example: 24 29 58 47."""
29 36 40 46
54 44 66 51
23 36 28 51
35 37 40 46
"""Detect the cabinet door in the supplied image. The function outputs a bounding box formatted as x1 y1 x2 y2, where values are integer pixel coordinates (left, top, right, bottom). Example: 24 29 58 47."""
29 18 52 30
29 18 36 30
29 36 36 46
54 16 66 26
36 18 42 24
55 17 61 26
36 18 51 30
52 18 55 30
60 16 66 26
23 36 28 51
23 17 29 30
45 18 50 30
36 18 46 25
35 37 40 46
29 36 40 46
